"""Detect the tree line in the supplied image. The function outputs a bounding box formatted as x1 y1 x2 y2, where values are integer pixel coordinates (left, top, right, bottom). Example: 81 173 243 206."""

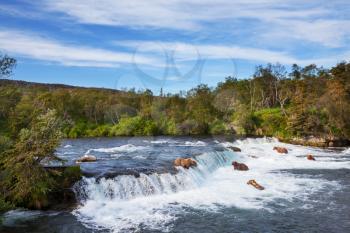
1 60 349 140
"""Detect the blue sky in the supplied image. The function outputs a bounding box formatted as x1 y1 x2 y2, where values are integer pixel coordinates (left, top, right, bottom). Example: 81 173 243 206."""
0 0 349 93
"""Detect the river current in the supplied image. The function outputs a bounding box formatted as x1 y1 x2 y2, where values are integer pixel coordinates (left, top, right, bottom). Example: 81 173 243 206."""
1 136 350 233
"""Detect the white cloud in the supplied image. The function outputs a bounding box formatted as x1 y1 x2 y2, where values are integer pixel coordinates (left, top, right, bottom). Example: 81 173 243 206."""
267 19 350 48
39 0 350 47
40 0 324 29
116 40 343 66
0 4 42 19
0 29 345 70
0 29 158 67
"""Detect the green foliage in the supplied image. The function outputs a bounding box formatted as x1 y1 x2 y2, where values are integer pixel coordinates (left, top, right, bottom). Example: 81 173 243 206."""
67 122 85 138
86 124 112 137
54 166 82 189
164 119 180 135
0 54 16 78
209 120 227 135
0 135 12 155
0 198 14 212
0 109 63 209
231 106 255 135
253 108 288 137
110 116 158 136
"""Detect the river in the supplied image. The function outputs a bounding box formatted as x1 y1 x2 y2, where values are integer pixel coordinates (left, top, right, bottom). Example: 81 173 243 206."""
1 136 350 233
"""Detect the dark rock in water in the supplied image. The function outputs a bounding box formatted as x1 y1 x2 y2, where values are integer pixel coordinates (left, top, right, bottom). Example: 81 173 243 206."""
273 147 288 154
232 161 249 171
247 179 265 190
227 146 241 152
307 154 316 161
76 155 97 163
174 158 197 169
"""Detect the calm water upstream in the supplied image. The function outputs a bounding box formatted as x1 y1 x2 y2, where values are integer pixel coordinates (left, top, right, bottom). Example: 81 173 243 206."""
1 136 350 233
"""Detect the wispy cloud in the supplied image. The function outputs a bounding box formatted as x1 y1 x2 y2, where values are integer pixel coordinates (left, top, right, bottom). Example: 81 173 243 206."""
38 0 350 48
0 29 158 67
0 1 348 70
116 40 345 66
0 3 42 19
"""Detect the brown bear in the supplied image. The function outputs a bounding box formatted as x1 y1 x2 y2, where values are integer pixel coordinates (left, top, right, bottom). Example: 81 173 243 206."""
232 161 249 171
174 158 197 169
247 179 265 190
273 146 288 154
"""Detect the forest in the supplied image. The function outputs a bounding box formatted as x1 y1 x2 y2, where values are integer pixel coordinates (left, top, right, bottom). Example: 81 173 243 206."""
1 61 349 140
0 54 350 211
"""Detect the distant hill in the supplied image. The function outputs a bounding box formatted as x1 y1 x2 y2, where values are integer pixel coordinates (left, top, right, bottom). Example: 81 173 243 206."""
0 79 121 93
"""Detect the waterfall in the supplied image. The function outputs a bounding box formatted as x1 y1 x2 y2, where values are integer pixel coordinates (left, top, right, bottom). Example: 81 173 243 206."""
74 150 235 202
72 138 348 232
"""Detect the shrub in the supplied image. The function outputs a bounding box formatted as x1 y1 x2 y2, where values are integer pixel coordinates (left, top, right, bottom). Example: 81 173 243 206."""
253 108 289 137
85 124 112 137
0 135 12 155
0 198 14 212
209 120 227 135
67 121 87 138
231 107 255 135
110 116 159 136
164 119 180 135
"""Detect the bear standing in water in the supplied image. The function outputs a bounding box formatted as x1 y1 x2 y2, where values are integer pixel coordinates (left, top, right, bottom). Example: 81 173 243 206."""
174 158 197 169
232 161 249 171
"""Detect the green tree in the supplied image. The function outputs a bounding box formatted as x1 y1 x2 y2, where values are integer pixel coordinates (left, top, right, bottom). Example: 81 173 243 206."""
0 54 16 78
0 110 63 209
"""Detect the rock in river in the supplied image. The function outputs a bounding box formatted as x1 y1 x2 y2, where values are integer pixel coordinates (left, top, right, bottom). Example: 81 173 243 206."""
228 146 241 152
76 155 97 163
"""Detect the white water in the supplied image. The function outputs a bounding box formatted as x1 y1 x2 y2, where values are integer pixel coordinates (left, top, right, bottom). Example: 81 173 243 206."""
183 140 206 146
86 144 149 154
73 138 349 232
343 147 350 155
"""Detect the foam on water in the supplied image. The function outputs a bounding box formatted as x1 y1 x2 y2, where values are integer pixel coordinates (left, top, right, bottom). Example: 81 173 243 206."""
343 147 350 155
149 139 174 144
110 154 129 159
73 137 349 232
86 144 149 154
183 141 206 146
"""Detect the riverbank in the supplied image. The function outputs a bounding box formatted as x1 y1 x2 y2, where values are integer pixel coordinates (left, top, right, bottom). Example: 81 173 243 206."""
278 136 350 147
